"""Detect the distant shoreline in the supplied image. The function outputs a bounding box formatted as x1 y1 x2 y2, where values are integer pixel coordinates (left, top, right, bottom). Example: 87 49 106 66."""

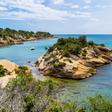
0 37 54 47
0 28 54 47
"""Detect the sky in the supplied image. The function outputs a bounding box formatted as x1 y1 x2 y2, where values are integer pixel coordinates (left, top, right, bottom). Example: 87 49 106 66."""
0 0 112 34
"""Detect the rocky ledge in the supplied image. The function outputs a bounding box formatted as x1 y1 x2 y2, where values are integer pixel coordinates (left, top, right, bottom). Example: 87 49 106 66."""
36 36 112 79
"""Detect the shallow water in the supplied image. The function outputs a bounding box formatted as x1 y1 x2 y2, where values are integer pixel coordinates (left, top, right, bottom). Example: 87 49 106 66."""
0 34 112 101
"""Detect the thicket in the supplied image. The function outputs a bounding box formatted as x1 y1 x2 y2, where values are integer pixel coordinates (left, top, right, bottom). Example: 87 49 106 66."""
48 35 100 57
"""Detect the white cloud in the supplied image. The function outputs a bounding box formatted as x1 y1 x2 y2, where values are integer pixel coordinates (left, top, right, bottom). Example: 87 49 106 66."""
0 0 75 21
75 11 91 17
0 0 97 22
52 0 64 5
0 6 7 11
90 17 99 22
96 5 112 8
71 5 79 9
83 0 92 4
83 5 90 9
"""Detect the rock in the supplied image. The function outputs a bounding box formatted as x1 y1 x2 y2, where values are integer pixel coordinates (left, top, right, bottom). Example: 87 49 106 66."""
30 47 35 50
0 60 18 88
36 40 112 79
0 60 18 75
0 60 32 88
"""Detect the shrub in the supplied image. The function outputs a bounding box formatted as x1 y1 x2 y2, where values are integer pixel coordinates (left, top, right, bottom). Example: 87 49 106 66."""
87 95 112 112
100 44 105 47
16 66 28 74
81 49 87 57
0 65 9 77
88 41 96 46
78 35 87 46
47 36 88 56
24 95 35 112
53 61 65 68
1 73 112 112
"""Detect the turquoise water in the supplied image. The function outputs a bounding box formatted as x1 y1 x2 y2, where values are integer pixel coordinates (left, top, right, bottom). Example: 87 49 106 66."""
0 34 112 101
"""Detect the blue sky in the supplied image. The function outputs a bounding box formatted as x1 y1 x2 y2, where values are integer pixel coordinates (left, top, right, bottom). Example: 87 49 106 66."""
0 0 112 34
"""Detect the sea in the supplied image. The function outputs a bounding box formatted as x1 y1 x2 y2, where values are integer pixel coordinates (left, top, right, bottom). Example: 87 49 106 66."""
0 34 112 101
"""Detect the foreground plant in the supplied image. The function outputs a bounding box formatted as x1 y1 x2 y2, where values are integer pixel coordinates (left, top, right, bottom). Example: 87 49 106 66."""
0 71 112 112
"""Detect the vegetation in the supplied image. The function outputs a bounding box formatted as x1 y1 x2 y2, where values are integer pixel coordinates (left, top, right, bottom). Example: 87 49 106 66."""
0 28 53 45
48 35 98 57
16 66 29 74
0 65 9 77
36 31 53 38
0 71 112 112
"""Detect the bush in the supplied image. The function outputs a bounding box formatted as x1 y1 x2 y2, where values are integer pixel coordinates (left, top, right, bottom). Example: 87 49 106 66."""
81 49 87 57
87 95 112 112
78 35 87 46
0 65 9 77
1 73 112 112
53 62 65 68
48 36 88 56
88 41 96 46
24 95 35 112
16 66 28 74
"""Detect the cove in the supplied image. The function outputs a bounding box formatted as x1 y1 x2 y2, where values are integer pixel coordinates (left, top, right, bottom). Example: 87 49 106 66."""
0 34 112 101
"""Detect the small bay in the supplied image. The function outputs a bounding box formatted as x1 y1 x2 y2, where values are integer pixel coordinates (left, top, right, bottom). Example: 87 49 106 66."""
0 34 112 101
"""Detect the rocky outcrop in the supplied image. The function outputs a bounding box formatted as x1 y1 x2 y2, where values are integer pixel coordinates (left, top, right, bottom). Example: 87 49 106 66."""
0 60 31 88
36 45 112 79
0 60 18 88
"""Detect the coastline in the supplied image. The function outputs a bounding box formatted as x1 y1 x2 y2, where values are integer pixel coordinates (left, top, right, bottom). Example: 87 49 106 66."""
0 36 54 47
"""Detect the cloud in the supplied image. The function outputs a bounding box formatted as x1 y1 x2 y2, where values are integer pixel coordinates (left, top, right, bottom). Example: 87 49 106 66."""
95 5 112 8
75 11 91 18
83 5 90 9
83 0 92 4
0 0 97 22
0 0 75 21
71 5 79 9
52 0 64 4
0 6 7 11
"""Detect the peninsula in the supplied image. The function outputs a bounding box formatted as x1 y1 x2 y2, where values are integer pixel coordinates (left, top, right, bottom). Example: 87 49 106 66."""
36 36 112 79
0 28 53 46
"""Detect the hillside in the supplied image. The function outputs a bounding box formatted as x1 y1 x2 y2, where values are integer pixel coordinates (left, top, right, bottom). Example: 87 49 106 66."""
0 28 53 46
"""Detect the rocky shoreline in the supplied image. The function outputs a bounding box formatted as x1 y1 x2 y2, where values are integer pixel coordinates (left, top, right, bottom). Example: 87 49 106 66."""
36 36 112 79
0 28 53 47
0 36 53 47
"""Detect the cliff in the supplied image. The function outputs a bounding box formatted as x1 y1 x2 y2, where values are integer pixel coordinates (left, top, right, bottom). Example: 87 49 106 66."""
36 36 112 79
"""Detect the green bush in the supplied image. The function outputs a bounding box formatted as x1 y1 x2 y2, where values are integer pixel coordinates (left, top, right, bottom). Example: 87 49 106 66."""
87 95 112 112
88 41 96 46
48 36 88 56
53 62 65 68
0 65 9 77
1 72 112 112
78 35 87 46
24 95 35 112
16 66 28 74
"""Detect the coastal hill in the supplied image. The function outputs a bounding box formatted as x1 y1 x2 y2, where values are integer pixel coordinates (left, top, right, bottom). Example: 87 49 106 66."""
36 36 112 79
0 28 53 46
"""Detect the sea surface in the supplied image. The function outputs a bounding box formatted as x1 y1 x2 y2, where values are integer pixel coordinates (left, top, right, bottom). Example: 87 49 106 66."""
0 34 112 101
